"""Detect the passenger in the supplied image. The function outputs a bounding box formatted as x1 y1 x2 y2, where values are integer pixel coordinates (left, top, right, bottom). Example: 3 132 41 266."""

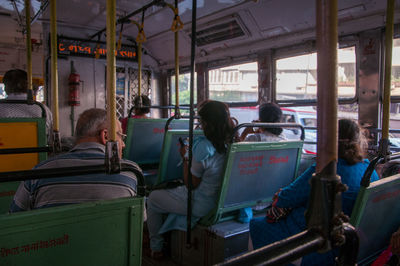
0 69 53 140
250 119 379 266
9 108 143 213
121 95 151 133
239 102 286 142
146 100 234 258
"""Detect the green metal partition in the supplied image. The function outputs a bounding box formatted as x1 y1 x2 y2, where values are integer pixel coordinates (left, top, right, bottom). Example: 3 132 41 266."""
350 174 400 265
0 117 48 214
156 129 204 184
200 141 303 226
123 118 189 165
0 197 144 266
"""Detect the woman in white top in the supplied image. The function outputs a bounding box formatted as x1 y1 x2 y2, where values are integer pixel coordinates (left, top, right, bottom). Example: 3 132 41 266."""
240 102 286 142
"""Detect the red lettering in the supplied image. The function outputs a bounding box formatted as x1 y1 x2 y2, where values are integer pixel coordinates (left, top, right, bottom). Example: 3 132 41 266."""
269 155 289 164
373 189 400 203
58 43 65 51
0 191 15 197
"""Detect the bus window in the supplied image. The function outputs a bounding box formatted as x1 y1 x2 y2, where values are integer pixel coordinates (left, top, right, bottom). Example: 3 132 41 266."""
391 38 400 97
171 73 197 106
208 62 258 103
276 46 356 102
0 83 5 99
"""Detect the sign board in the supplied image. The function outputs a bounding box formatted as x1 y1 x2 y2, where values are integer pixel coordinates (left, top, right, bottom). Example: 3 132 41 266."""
57 36 137 61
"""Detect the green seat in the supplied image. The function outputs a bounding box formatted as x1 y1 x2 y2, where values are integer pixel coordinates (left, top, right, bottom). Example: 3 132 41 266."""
200 140 303 225
350 174 400 265
123 118 189 166
0 117 48 214
156 129 204 185
0 197 144 266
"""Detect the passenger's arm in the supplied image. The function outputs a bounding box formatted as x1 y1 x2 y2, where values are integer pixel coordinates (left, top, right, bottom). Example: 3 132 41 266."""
180 145 201 189
182 160 201 189
9 182 31 213
275 165 316 208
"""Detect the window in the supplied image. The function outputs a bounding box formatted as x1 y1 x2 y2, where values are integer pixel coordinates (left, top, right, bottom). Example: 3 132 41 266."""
170 73 197 105
391 39 400 97
0 83 5 99
209 62 258 103
275 46 356 102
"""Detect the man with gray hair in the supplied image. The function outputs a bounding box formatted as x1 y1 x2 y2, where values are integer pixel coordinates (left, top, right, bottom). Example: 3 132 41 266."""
9 108 142 213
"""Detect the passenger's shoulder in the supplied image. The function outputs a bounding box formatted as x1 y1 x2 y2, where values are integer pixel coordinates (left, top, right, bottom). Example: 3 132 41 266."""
192 136 216 161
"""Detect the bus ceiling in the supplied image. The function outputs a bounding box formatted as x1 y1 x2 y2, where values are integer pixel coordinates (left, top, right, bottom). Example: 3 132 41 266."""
0 0 397 70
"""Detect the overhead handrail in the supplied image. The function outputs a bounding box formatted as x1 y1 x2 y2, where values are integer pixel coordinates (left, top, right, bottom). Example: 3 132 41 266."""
0 163 145 197
89 0 166 41
233 122 305 142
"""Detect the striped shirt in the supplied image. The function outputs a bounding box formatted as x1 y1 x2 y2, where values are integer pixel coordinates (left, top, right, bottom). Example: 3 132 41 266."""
9 142 142 212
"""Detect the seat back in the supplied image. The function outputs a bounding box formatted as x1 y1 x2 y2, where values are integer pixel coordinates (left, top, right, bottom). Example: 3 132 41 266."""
201 140 303 225
0 117 48 214
0 118 47 172
350 174 400 265
0 197 144 266
156 129 204 184
123 118 189 165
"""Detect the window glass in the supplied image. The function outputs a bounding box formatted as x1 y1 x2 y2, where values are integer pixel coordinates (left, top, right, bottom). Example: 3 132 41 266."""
391 38 400 97
0 83 5 99
209 62 258 103
276 46 356 101
170 73 197 105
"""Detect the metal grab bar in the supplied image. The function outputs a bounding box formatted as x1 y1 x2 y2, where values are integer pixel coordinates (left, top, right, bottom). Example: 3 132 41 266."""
127 105 191 119
0 147 52 155
0 163 146 197
233 122 305 142
218 230 324 266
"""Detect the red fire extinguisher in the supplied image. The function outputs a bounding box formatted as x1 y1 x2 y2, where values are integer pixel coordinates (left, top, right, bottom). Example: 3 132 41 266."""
68 61 80 106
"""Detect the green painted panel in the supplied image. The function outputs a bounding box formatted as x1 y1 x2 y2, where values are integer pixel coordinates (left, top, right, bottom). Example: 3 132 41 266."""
0 197 144 266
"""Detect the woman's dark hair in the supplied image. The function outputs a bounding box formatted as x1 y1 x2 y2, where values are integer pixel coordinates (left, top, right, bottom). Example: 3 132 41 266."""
133 95 151 115
259 103 283 136
198 100 234 153
338 119 367 165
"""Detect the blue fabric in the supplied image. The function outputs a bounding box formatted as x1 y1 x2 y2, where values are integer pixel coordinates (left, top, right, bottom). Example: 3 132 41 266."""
192 136 216 161
250 158 379 266
237 207 253 223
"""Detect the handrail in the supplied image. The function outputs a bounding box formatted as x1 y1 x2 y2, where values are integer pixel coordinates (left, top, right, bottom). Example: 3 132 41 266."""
218 230 324 266
0 163 146 197
164 114 200 133
0 147 52 155
127 105 191 118
233 122 305 142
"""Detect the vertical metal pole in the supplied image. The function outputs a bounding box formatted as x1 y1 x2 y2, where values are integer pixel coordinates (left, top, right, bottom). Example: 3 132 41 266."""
381 0 395 145
305 0 341 253
106 0 116 141
187 0 197 246
138 42 142 98
174 0 180 112
316 0 338 174
50 0 59 132
25 0 32 93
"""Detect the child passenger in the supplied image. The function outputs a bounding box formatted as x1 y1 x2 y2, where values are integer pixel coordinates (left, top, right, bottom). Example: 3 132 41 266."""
250 119 379 266
146 100 235 258
239 102 286 142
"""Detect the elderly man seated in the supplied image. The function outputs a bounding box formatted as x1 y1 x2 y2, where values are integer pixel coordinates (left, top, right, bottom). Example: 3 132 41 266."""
9 108 142 213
